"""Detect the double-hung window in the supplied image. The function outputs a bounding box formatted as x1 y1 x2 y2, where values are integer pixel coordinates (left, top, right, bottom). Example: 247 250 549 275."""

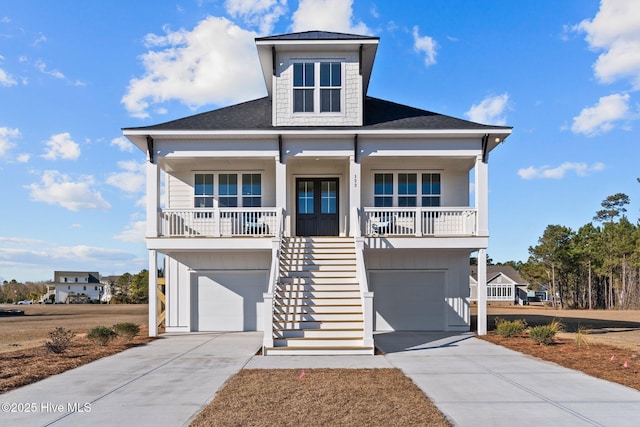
320 62 341 112
374 172 441 207
374 173 393 207
422 174 441 207
194 174 214 208
242 174 262 207
293 63 314 112
218 174 238 207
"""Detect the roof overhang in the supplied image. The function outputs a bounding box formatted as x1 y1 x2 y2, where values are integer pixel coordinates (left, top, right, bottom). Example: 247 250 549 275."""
123 127 511 153
255 38 379 97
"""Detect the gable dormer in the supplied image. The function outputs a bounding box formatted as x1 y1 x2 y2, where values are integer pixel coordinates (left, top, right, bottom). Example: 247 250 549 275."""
255 31 379 127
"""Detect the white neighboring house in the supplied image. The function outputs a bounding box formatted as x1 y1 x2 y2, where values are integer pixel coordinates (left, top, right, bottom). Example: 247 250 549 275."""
46 271 103 303
123 30 512 355
470 265 528 305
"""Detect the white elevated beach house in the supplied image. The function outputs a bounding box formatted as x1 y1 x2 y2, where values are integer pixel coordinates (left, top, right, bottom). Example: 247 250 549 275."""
123 31 511 355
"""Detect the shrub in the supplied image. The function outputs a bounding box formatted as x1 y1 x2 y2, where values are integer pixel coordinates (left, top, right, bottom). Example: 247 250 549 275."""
86 326 117 346
574 325 591 348
44 327 76 354
495 318 527 337
113 323 140 341
529 319 564 345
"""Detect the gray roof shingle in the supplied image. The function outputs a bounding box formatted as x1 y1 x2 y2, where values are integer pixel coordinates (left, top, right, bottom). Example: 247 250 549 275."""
256 30 378 42
123 96 511 132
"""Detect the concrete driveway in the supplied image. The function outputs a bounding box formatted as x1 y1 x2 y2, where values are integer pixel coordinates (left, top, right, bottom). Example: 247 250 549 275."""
1 332 262 427
3 331 640 426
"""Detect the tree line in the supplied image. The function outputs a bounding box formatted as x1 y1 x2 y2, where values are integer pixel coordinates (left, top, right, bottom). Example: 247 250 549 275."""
509 191 640 310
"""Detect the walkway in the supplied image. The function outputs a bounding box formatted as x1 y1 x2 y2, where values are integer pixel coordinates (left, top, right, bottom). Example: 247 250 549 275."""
2 331 640 426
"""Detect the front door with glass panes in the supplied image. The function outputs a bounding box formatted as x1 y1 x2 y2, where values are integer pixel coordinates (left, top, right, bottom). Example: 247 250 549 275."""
296 178 339 236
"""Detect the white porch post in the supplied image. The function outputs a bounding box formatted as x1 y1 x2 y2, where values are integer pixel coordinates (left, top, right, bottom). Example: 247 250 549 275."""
477 248 487 335
349 155 361 237
275 154 287 236
148 250 158 337
146 160 160 238
474 154 489 237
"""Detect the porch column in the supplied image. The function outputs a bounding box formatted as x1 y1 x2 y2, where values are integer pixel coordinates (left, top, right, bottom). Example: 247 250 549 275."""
474 154 488 237
477 248 487 335
148 250 158 337
349 155 361 237
275 154 287 236
146 160 160 238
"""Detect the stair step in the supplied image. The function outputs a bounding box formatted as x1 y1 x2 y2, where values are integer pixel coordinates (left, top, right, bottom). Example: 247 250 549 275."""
273 337 364 347
281 253 356 260
280 264 356 271
263 346 374 356
274 297 361 305
282 271 356 279
273 312 363 322
274 328 363 338
276 285 360 293
272 320 364 329
274 305 362 314
279 277 358 284
275 290 361 298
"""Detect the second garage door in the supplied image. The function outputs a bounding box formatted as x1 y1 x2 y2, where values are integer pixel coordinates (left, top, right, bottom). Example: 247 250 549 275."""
193 271 267 332
369 271 445 331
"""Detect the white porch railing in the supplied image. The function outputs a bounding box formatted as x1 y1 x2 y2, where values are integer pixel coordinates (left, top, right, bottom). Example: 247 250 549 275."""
362 207 477 237
159 208 278 237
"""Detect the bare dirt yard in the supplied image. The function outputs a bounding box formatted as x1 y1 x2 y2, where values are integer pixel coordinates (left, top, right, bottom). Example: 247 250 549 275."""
0 304 150 393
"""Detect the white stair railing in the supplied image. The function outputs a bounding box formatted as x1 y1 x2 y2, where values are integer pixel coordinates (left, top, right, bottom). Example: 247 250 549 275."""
263 208 284 349
353 207 374 348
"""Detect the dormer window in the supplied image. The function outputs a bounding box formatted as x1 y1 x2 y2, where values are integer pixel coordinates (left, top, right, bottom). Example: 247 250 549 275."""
293 62 342 114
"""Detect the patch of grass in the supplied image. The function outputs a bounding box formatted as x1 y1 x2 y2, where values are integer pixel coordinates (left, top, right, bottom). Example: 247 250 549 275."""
190 369 451 427
574 324 591 348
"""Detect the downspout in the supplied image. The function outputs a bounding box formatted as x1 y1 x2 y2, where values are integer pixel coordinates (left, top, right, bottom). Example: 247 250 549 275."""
278 134 283 163
481 134 489 163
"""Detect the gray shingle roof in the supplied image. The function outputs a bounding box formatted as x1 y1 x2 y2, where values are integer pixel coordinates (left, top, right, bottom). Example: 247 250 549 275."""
256 30 378 42
123 96 511 132
470 266 526 284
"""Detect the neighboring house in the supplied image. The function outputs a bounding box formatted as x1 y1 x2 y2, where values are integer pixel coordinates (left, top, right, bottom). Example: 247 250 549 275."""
99 275 119 303
46 271 102 303
470 265 529 305
123 31 511 355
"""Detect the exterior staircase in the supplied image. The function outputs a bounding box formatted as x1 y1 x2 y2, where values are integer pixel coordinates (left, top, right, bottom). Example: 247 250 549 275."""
263 237 374 355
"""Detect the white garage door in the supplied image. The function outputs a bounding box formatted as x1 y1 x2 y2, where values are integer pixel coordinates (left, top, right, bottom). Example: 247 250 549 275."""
193 271 267 332
369 271 445 331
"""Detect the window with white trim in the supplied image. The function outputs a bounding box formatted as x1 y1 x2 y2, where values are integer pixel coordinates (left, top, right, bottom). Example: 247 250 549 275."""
293 61 342 113
194 173 262 208
373 172 441 207
194 173 214 208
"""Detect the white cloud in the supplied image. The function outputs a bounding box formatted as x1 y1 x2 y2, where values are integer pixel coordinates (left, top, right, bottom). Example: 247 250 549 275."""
16 153 30 163
412 26 437 67
518 162 605 180
121 16 265 119
465 93 509 125
114 218 146 243
0 127 20 157
110 136 134 152
42 132 81 160
576 0 640 88
291 0 370 34
27 170 111 211
571 93 630 136
0 67 17 86
225 0 287 35
35 60 64 79
107 160 146 194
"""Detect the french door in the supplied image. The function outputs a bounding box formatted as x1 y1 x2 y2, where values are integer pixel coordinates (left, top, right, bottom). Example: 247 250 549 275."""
296 178 339 236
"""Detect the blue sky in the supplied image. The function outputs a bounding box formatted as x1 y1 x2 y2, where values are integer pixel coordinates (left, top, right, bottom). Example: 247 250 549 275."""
1 0 639 282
